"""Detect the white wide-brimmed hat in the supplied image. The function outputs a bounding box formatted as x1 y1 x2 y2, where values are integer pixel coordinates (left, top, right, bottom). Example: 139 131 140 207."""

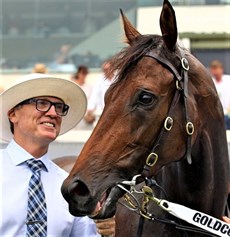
0 73 87 142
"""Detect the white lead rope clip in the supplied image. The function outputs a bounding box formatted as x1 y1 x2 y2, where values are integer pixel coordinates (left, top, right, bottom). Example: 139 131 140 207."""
158 200 230 237
118 179 230 237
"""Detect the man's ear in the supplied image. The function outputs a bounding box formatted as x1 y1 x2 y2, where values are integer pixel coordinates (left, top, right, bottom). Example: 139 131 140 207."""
7 108 17 123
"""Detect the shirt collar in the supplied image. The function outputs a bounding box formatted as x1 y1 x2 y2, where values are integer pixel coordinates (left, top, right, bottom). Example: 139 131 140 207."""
7 139 50 172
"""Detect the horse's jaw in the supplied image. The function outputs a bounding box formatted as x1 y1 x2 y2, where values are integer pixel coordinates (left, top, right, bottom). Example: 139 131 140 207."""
89 186 125 219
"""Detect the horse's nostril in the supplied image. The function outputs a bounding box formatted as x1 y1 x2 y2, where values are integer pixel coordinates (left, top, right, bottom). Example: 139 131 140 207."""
69 180 90 197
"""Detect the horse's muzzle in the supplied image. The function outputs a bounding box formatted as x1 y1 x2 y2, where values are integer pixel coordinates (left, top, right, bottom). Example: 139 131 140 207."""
61 177 125 218
61 178 97 216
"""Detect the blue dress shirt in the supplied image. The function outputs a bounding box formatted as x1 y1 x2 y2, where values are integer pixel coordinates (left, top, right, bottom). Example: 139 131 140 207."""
0 139 100 237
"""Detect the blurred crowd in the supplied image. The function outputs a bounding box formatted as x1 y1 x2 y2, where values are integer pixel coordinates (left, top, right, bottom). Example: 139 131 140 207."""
1 58 230 130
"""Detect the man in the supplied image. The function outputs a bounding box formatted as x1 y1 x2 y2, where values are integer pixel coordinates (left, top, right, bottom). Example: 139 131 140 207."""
209 60 230 129
0 73 115 236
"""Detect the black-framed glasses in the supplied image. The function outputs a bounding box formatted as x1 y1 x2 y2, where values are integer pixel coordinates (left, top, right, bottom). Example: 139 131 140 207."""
20 98 69 116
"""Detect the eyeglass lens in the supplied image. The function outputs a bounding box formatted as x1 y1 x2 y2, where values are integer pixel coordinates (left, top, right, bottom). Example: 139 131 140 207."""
35 99 69 116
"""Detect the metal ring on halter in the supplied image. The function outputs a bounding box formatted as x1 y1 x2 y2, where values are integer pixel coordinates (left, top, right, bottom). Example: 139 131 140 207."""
181 58 189 71
186 122 194 135
146 153 158 167
164 116 173 131
176 80 183 90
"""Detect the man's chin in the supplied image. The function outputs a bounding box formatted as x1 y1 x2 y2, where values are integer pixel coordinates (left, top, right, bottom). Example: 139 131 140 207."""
39 131 59 142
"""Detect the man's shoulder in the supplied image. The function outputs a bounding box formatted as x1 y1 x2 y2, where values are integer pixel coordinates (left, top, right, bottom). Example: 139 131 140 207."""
48 160 69 179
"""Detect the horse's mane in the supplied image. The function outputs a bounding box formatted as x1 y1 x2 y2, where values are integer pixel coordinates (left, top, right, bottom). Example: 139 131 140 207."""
110 35 163 83
108 33 221 120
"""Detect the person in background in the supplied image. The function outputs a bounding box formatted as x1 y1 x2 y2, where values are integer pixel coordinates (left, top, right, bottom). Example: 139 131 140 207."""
0 73 115 237
84 61 115 124
209 60 230 129
32 63 48 74
71 65 94 130
71 65 92 99
0 86 4 93
55 44 72 65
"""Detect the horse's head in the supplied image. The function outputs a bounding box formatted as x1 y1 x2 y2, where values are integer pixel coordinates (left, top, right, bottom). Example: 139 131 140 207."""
62 0 218 219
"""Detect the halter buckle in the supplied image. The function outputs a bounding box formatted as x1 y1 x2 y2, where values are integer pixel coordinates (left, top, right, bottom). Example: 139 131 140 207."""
181 58 189 71
146 153 158 167
164 116 173 131
186 122 194 135
176 80 183 90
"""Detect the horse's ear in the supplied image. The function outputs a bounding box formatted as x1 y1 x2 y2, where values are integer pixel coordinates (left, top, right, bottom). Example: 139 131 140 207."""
160 0 178 51
120 9 141 45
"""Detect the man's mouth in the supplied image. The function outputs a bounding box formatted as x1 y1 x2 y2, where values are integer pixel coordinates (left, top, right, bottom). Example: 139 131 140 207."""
42 122 55 128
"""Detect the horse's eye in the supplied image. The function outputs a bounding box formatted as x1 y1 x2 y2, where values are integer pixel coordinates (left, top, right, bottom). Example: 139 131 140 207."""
138 92 154 105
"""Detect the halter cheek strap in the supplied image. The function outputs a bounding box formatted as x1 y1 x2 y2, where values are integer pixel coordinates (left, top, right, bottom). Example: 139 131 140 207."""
142 49 194 177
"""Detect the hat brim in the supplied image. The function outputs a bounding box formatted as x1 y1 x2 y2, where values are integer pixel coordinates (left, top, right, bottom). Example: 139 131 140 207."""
0 73 87 142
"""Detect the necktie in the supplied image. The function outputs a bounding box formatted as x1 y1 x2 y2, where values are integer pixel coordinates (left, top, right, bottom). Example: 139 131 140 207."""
26 159 47 237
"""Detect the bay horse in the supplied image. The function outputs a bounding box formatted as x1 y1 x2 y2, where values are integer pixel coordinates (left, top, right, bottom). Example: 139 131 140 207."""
62 0 229 236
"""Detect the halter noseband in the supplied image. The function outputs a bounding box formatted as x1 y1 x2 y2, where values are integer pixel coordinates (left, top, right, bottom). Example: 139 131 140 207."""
142 48 194 177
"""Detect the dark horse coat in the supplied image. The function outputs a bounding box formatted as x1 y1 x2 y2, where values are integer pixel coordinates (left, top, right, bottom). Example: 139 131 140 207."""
62 0 230 236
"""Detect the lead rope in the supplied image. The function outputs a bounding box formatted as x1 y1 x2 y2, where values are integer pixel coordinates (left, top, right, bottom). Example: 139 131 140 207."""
117 177 222 237
136 178 188 237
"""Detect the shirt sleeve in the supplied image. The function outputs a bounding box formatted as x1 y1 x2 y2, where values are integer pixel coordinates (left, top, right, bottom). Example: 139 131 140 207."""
69 216 100 237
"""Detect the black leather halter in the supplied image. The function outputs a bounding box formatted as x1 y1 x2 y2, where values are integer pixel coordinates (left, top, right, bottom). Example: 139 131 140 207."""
141 48 194 178
134 48 195 237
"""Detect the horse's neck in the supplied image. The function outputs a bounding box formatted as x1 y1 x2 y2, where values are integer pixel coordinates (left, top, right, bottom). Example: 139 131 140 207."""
156 129 229 217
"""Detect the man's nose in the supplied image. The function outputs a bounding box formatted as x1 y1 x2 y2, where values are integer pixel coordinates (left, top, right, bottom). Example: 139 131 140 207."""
46 105 58 116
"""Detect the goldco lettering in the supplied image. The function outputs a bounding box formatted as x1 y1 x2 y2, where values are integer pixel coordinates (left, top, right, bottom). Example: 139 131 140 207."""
193 212 230 236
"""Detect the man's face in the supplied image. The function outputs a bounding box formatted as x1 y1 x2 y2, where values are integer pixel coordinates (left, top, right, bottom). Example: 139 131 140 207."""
8 96 64 144
210 66 223 81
